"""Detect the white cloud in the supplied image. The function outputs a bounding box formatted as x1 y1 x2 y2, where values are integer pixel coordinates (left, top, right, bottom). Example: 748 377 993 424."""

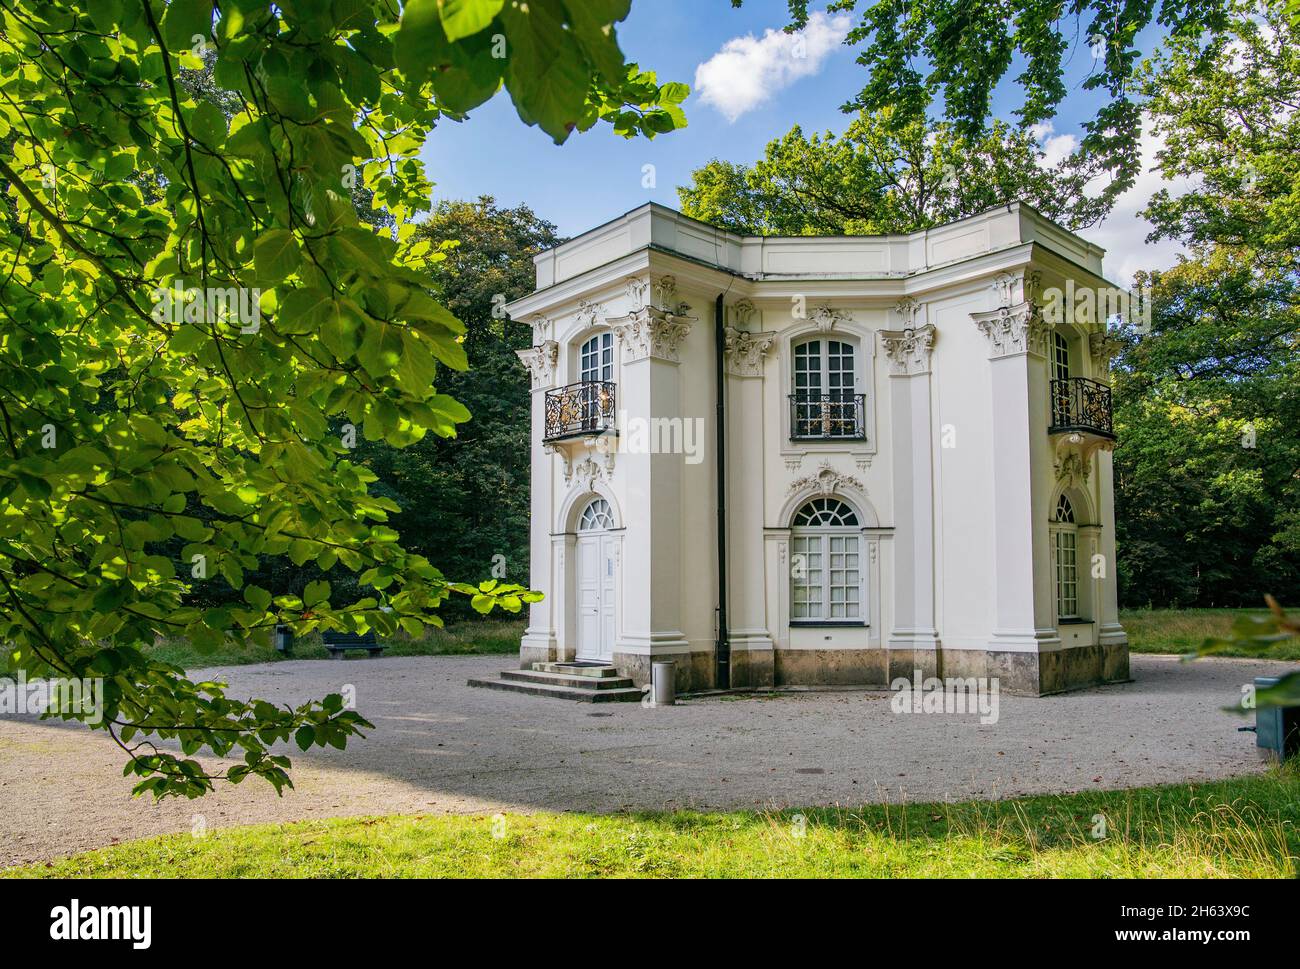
694 12 851 122
1076 117 1197 287
1028 122 1079 169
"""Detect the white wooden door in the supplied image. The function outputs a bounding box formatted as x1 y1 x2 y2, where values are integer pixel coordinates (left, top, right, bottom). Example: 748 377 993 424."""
576 533 616 662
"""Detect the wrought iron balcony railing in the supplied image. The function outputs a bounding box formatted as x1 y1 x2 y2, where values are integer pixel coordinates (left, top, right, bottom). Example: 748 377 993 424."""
790 391 866 441
544 380 616 442
1050 377 1115 438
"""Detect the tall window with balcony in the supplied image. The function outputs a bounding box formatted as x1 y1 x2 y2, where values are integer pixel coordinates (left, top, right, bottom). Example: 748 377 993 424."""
791 338 864 440
544 333 616 442
1049 330 1114 440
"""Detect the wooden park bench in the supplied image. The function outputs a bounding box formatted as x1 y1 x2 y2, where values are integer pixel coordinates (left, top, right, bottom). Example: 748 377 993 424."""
321 630 385 659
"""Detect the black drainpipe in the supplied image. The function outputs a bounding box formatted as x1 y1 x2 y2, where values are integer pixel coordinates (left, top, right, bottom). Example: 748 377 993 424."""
714 292 730 689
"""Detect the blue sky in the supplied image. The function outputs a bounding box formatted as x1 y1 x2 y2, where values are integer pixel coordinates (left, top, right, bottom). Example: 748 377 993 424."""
420 1 1184 284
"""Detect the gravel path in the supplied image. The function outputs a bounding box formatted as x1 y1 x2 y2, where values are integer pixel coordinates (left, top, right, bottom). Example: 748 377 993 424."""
1 653 1292 867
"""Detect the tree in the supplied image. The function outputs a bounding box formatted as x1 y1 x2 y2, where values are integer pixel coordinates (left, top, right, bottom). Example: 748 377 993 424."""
1138 0 1300 273
358 198 562 615
0 0 685 798
742 0 1238 204
1112 249 1300 607
678 110 1108 235
1110 1 1300 608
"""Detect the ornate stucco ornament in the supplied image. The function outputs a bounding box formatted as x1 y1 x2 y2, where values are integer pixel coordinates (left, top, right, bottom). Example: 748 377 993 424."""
879 324 936 375
786 460 867 499
729 297 757 328
575 299 605 330
971 300 1050 358
652 274 691 315
1053 431 1114 486
612 304 696 362
515 340 559 389
723 326 777 377
810 304 850 333
624 275 649 310
527 313 553 343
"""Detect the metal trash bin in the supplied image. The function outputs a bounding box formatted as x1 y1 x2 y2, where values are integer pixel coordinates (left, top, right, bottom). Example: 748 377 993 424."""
651 661 676 707
1253 676 1300 760
274 624 294 655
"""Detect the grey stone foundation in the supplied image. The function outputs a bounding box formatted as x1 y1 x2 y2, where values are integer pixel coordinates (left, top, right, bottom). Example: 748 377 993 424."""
523 640 1130 696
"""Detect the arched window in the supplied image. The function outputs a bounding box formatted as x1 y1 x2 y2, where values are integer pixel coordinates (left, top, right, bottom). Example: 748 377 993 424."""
578 497 614 531
1053 495 1078 619
580 332 613 383
792 338 862 438
790 498 862 622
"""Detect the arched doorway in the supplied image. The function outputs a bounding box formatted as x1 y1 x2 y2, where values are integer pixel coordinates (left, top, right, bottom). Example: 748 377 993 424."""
575 497 616 662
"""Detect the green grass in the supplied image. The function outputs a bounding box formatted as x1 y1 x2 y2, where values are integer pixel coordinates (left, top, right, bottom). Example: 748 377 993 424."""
9 769 1299 878
1121 607 1300 660
141 620 526 670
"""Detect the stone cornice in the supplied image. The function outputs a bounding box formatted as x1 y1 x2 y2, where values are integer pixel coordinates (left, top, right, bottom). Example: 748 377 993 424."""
610 305 696 363
723 327 777 377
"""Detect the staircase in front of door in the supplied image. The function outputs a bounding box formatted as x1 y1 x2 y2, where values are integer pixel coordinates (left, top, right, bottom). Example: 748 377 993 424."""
467 661 644 702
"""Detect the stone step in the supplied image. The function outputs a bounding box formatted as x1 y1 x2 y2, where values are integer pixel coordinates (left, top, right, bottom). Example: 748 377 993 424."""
467 676 645 703
502 668 637 690
532 662 620 678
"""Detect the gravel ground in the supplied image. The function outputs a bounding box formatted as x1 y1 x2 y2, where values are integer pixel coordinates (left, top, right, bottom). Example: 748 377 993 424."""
1 652 1293 867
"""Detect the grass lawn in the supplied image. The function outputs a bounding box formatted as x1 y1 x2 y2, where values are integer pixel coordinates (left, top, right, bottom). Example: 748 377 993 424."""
1120 607 1300 660
140 619 526 670
79 609 1297 672
9 768 1298 878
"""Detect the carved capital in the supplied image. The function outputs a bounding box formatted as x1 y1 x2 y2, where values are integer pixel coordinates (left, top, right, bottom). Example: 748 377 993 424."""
723 327 777 377
611 305 696 363
879 323 936 375
972 301 1049 359
516 340 559 389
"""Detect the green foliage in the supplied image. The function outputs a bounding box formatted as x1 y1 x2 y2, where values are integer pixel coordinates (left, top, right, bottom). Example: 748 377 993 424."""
746 0 1236 206
1197 597 1300 709
356 197 559 618
1113 250 1300 607
0 1 684 797
1111 6 1300 612
678 111 1109 236
1138 0 1300 273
